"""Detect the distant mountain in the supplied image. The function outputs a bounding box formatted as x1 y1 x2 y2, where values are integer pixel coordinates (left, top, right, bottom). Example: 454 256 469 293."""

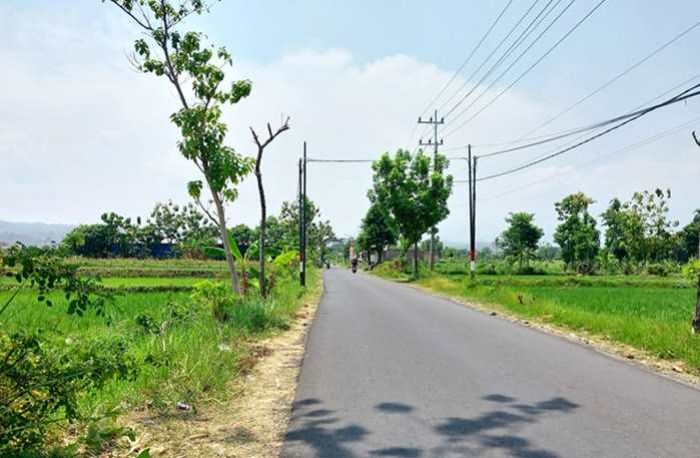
0 220 75 247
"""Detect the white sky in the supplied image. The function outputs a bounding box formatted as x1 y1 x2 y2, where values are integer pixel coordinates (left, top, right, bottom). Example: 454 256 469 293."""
1 2 699 245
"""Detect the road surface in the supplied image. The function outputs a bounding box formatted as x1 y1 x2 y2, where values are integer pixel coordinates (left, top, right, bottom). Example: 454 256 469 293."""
283 269 700 457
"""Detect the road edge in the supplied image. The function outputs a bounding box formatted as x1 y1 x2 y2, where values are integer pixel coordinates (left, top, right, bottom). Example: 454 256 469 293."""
373 273 700 391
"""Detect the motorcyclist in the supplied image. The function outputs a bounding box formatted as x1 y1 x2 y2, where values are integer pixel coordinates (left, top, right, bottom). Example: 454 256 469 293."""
351 256 359 273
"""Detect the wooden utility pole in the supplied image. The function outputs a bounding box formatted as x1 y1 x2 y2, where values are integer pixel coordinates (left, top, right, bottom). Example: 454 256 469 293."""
419 110 444 271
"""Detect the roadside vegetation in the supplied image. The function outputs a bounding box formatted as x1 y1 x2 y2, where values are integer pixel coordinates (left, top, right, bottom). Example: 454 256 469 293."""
0 245 322 457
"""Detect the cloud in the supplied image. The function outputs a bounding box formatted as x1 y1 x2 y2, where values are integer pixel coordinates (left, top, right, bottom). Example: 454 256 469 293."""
1 3 698 245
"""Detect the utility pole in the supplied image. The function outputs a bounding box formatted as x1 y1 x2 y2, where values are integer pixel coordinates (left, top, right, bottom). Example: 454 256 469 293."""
418 109 444 271
298 156 305 287
467 145 477 279
302 142 308 287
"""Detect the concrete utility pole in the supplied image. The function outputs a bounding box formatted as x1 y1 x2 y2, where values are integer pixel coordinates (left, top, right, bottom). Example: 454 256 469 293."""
298 156 305 287
467 145 477 279
418 110 444 271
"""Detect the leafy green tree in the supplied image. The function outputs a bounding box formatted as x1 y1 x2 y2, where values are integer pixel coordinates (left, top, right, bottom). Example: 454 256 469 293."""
358 202 398 263
369 149 453 277
107 0 254 294
554 192 600 274
602 190 680 266
230 224 256 249
149 200 217 245
628 189 679 262
278 198 336 264
601 197 645 266
679 210 700 262
496 212 544 271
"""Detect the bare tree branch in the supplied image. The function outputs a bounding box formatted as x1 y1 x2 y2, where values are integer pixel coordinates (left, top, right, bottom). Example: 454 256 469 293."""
250 116 291 151
193 196 218 226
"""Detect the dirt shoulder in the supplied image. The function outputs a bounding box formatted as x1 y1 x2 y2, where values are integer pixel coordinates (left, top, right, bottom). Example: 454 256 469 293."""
119 280 324 457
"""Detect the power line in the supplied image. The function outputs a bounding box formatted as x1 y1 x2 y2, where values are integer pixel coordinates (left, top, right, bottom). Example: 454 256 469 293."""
512 19 700 141
478 116 700 201
408 0 519 149
476 83 700 182
442 0 560 121
476 75 700 158
445 0 608 138
418 0 516 120
443 72 700 153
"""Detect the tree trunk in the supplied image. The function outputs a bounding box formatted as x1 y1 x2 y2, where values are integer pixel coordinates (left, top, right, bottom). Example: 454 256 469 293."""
255 167 267 298
210 189 240 295
413 242 418 278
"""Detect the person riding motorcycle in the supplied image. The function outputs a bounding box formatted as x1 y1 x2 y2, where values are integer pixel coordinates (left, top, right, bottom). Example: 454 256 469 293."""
351 256 358 273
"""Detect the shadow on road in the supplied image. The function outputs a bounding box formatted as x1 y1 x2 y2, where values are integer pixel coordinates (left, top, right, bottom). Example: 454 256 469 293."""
282 394 579 457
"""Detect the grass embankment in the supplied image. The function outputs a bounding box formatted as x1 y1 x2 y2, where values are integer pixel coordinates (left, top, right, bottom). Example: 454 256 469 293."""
0 257 320 450
373 262 700 373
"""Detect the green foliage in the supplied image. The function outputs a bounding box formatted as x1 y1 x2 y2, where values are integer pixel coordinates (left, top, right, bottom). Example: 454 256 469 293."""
554 192 600 274
0 248 131 455
0 333 135 455
1 246 109 317
601 189 681 266
0 253 319 455
357 202 398 263
107 0 257 294
679 210 700 263
496 212 544 271
369 149 453 276
60 202 217 259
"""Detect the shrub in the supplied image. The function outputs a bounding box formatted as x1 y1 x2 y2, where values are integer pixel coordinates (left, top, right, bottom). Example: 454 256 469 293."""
191 281 235 323
0 333 136 455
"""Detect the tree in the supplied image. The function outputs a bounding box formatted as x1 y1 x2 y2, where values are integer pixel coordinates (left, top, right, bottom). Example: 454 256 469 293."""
554 192 600 274
601 198 638 262
680 210 700 262
496 212 543 271
278 198 336 264
250 119 290 297
358 202 398 264
628 189 678 262
107 0 254 295
370 149 453 277
149 200 217 245
230 224 256 250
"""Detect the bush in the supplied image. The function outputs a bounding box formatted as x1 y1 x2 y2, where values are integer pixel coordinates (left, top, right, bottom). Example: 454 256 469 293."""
190 281 290 333
0 333 135 455
646 261 681 277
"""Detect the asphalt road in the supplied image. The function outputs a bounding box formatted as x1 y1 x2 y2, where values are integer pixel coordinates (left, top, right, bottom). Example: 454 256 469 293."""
282 268 700 458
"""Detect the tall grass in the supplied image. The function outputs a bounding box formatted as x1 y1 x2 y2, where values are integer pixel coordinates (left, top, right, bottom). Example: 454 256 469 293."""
0 263 320 442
